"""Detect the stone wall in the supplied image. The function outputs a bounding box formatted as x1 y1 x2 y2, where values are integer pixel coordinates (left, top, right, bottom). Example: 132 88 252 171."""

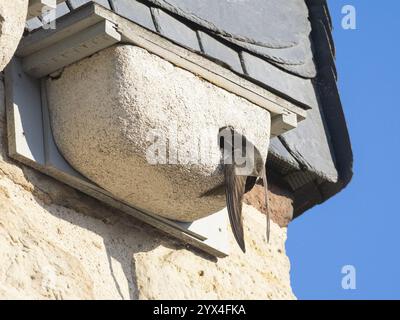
0 68 295 299
0 1 28 71
0 0 296 301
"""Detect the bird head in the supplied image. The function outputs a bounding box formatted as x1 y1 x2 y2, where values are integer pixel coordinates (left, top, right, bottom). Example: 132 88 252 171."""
219 126 264 177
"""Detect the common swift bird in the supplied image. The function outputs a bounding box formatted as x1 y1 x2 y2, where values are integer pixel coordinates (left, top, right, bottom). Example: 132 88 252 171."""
219 127 270 253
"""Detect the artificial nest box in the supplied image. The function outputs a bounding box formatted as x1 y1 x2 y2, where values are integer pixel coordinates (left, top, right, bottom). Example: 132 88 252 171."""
6 3 306 256
46 44 271 222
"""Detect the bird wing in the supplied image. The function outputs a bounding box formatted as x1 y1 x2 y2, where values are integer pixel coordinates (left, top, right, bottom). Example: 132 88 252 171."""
262 165 270 243
224 163 247 253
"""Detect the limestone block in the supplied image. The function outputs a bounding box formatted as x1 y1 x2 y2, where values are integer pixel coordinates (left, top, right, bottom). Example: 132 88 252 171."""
46 45 271 222
0 1 28 71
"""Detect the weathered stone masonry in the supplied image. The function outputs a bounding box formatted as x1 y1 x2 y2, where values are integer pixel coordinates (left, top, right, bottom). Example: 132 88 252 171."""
0 12 296 298
0 77 295 298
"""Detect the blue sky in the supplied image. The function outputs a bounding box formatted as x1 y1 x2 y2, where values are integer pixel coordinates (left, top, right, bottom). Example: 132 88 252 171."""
287 0 400 299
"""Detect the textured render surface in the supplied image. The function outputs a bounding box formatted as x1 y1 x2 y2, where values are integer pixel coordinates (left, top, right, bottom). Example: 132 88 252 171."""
0 0 28 71
46 45 271 222
0 78 294 299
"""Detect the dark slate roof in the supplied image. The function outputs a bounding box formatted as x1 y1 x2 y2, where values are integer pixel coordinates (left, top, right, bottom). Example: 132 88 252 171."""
25 0 353 217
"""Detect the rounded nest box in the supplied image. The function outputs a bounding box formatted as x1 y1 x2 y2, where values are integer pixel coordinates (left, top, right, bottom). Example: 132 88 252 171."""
0 0 28 71
46 45 271 222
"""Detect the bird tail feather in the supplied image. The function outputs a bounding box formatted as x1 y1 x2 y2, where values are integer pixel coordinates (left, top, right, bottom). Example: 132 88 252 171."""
262 166 270 243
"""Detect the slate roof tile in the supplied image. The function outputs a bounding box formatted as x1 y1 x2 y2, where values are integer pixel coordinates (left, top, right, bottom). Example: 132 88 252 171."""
151 7 201 51
197 31 243 74
241 51 316 109
269 139 301 175
110 0 156 32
